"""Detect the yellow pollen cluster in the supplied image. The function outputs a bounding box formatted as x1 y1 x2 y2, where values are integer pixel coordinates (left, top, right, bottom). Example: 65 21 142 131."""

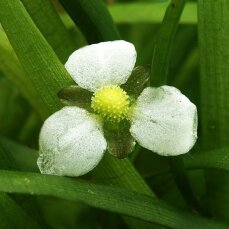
91 85 130 122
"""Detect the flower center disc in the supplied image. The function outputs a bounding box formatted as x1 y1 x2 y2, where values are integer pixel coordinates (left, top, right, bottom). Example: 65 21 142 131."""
91 85 130 122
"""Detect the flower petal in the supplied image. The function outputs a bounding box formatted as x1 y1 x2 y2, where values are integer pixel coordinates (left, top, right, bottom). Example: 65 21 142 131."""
130 86 197 156
65 40 137 92
38 107 107 176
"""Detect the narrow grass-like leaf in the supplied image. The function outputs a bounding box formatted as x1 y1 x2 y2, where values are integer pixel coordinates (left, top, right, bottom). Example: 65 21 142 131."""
58 0 121 43
0 77 30 139
0 136 38 172
0 29 45 111
198 0 229 219
109 2 197 24
184 148 229 173
21 0 77 63
151 0 185 86
0 139 42 229
198 0 229 149
0 170 228 229
149 0 205 215
0 193 41 229
0 0 74 118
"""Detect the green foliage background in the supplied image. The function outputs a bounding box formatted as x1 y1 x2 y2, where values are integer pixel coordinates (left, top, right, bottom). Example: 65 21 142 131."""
0 0 228 228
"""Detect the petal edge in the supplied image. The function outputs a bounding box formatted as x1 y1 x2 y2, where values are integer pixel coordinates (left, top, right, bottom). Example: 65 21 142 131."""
38 107 107 176
65 40 137 91
130 86 197 156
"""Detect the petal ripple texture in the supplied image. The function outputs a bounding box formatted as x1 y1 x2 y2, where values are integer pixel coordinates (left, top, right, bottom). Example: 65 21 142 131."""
130 86 198 156
38 107 107 176
65 40 137 92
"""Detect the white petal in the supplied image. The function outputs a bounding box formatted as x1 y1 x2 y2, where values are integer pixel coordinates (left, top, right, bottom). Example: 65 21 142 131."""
38 107 107 177
130 86 197 156
65 40 137 92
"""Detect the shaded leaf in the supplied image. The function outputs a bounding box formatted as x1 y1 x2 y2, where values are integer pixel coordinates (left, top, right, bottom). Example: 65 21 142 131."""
184 148 229 173
0 193 41 229
151 0 185 86
58 0 120 43
198 0 229 221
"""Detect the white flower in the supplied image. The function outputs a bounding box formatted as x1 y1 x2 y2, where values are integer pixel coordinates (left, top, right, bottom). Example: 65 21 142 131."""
38 40 198 177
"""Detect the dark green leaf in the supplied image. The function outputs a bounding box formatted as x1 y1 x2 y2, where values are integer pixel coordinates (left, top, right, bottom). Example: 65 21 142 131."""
0 136 38 172
184 148 229 173
0 193 41 229
58 0 121 44
151 0 185 87
198 0 229 220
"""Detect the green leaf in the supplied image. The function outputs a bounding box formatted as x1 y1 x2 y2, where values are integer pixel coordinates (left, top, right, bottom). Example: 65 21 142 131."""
0 0 73 119
198 0 229 149
0 193 41 229
0 77 30 139
58 85 93 111
0 29 44 111
0 170 228 229
109 2 197 24
58 0 121 43
151 0 185 86
0 136 38 172
0 137 42 229
198 0 229 220
103 120 135 159
184 148 229 173
21 0 77 63
122 66 150 99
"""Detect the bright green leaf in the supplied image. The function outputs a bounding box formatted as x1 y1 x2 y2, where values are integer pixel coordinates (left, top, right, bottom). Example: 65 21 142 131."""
0 170 227 229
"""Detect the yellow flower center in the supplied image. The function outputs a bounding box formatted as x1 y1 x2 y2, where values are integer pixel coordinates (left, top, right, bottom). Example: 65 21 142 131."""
91 85 130 122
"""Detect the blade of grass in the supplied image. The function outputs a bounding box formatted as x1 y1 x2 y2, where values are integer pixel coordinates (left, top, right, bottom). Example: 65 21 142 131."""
150 0 207 215
0 170 228 229
198 0 229 219
21 0 77 63
0 136 38 172
198 0 229 149
151 0 186 86
0 138 42 229
0 0 74 119
109 2 197 24
0 193 41 229
58 0 121 43
183 148 229 172
0 28 45 111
